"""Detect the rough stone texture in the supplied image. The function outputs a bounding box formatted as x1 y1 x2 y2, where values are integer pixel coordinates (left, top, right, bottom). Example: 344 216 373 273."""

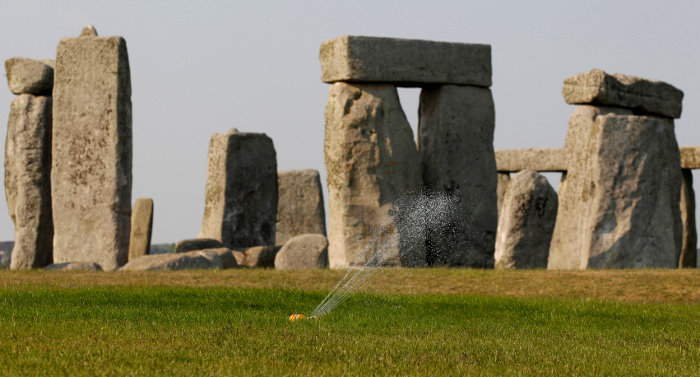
80 25 98 37
5 57 54 95
562 69 683 119
680 146 700 169
549 108 682 269
496 173 510 218
419 85 497 267
236 245 281 268
325 82 424 268
128 198 153 261
276 170 326 246
5 94 53 269
232 250 246 266
275 234 329 270
45 262 102 271
120 250 223 271
495 170 558 269
52 34 132 271
495 148 567 172
680 169 697 268
175 238 223 253
199 128 277 249
320 36 492 87
201 247 238 269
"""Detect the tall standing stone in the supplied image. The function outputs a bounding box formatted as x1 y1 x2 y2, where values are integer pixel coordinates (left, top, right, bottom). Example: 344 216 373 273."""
418 85 497 267
679 169 697 268
325 82 424 268
128 198 153 261
495 170 558 269
199 128 277 249
51 30 132 270
496 172 510 218
276 169 326 246
5 94 53 269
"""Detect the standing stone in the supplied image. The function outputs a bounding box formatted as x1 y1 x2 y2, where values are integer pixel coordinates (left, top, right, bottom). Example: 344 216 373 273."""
5 94 53 269
5 57 54 95
274 234 329 270
496 172 510 218
418 85 497 267
550 111 681 269
198 128 277 249
51 31 132 271
680 169 697 268
495 170 558 269
276 169 326 245
324 82 424 268
128 198 153 261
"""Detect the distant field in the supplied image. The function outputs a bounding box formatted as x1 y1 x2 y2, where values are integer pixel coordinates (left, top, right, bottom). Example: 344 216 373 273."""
0 269 698 376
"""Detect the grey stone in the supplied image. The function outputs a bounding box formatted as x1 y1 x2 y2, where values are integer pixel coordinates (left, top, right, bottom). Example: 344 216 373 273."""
201 247 239 269
128 198 153 261
275 234 329 270
320 36 491 87
419 84 497 267
325 82 424 268
496 172 510 219
550 109 682 269
680 146 700 169
45 262 102 271
680 169 697 268
198 128 277 249
276 169 326 245
562 69 683 119
119 250 223 271
80 25 98 37
237 245 281 268
495 148 567 172
495 170 558 269
5 94 53 269
5 57 54 95
52 34 132 271
175 238 223 253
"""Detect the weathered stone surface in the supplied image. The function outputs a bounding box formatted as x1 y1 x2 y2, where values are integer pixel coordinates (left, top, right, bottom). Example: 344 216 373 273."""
680 146 700 169
419 85 497 267
495 148 567 172
80 25 98 37
562 69 683 119
276 169 327 246
496 173 510 218
52 34 132 271
5 58 54 95
175 238 222 253
275 234 329 270
495 170 558 269
120 250 223 271
320 36 491 87
128 198 153 261
5 94 53 269
231 250 246 266
550 109 681 269
236 245 281 268
198 128 277 249
45 262 102 271
200 247 239 269
680 169 697 268
325 82 424 268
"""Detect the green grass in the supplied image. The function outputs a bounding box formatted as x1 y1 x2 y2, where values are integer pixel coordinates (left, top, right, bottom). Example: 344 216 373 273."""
0 275 698 376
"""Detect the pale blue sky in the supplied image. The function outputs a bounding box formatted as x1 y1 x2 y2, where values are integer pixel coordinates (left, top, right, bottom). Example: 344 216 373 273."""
1 1 698 242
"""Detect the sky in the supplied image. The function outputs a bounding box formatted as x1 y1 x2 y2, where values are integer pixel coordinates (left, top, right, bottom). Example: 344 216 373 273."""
1 1 699 243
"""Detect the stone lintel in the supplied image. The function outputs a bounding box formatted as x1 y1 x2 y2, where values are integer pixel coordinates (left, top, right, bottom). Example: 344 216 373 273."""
495 148 566 172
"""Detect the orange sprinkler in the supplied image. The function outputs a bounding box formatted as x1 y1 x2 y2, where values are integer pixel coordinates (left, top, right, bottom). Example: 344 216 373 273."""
289 313 305 322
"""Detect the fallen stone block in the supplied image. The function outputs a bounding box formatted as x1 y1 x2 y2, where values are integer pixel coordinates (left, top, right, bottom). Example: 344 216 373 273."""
175 238 223 253
495 148 567 172
562 69 683 119
45 262 102 271
320 35 491 87
495 170 558 269
119 250 223 271
276 169 326 246
275 234 329 270
5 57 54 95
201 247 239 269
128 198 153 261
237 245 281 268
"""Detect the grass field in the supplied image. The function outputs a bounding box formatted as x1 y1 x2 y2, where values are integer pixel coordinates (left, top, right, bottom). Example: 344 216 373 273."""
0 269 698 376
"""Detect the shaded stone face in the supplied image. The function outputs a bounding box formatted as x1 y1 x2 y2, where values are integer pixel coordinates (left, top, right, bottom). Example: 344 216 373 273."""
198 129 278 249
128 198 153 261
562 69 683 119
418 85 497 268
119 250 223 271
680 169 697 268
51 35 132 271
551 109 682 269
320 36 491 87
274 234 329 270
495 170 558 269
174 238 222 254
276 169 326 246
5 94 53 269
5 57 54 95
324 82 424 268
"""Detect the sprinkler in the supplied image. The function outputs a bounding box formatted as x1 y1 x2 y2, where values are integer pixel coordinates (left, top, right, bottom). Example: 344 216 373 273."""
288 313 318 321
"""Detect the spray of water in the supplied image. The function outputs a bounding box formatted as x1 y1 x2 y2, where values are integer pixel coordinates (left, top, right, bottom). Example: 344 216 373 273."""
309 190 462 318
